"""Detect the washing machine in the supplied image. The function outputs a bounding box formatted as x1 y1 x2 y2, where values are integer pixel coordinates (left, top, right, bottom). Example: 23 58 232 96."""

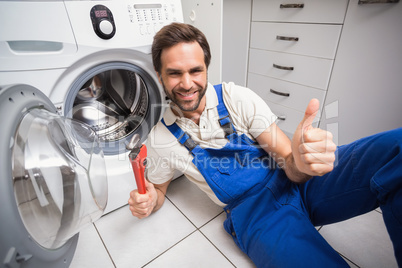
0 0 183 267
0 0 183 212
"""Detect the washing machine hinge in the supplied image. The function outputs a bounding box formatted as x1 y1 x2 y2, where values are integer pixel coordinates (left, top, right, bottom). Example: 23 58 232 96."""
3 247 32 268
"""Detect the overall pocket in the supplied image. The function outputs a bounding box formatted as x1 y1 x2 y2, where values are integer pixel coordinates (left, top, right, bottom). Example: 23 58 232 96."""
265 169 303 211
209 157 273 204
193 140 273 204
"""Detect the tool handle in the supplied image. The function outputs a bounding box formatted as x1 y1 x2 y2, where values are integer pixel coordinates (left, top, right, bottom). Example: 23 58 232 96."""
130 145 147 194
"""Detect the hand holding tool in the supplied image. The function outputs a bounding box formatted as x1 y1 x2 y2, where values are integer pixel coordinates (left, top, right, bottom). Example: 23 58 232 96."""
127 134 147 194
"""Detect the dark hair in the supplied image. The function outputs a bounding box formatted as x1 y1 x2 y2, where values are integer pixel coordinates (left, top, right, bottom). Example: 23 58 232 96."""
152 23 211 73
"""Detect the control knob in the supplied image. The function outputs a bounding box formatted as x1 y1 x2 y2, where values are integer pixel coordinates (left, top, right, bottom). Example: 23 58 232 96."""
90 5 116 40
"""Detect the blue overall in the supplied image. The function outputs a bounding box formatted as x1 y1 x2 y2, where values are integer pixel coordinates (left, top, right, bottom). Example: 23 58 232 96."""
162 84 402 267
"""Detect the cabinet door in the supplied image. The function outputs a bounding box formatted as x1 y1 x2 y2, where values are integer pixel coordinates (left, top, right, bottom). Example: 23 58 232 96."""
321 0 402 145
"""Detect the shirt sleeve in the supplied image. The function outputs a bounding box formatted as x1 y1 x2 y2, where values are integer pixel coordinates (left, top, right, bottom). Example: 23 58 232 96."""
222 82 278 139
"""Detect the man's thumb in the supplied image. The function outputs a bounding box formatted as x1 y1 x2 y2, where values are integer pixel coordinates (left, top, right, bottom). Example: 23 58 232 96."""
301 98 320 130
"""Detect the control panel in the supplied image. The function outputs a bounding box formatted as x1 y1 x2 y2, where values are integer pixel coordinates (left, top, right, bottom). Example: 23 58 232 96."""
127 3 180 36
64 0 183 47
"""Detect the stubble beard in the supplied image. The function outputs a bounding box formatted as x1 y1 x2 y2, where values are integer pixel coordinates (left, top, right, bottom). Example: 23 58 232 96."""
161 79 208 112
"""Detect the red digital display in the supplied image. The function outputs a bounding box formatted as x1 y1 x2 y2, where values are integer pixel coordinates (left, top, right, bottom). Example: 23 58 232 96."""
95 10 108 18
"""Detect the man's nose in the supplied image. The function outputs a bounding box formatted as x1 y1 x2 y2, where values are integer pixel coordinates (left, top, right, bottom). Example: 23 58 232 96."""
180 73 192 89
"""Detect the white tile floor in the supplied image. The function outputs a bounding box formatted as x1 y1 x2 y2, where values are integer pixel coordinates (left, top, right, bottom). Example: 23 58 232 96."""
70 175 398 268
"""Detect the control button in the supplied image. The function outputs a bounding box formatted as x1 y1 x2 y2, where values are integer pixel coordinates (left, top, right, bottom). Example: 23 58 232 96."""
99 20 114 35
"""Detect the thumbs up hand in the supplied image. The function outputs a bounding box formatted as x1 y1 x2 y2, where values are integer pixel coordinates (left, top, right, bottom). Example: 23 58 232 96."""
291 99 336 177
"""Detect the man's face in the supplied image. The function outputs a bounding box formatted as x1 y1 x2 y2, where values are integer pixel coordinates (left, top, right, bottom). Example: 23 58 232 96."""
157 42 208 113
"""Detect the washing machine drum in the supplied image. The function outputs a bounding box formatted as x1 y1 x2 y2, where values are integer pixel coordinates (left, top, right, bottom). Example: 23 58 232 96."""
66 64 162 155
0 85 108 267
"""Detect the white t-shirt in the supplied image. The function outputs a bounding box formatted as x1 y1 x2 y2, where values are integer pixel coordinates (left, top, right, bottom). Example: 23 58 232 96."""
145 82 277 206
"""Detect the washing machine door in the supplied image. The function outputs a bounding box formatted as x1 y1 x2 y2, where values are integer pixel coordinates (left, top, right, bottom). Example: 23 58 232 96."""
0 85 108 267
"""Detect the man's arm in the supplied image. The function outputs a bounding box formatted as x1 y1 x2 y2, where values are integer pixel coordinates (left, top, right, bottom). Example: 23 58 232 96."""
256 99 336 183
128 179 171 219
256 123 311 183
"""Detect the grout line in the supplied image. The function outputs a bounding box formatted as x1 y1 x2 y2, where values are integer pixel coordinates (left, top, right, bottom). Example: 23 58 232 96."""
140 195 200 267
165 194 237 267
141 230 198 267
198 228 237 268
93 223 117 268
317 226 361 267
165 195 199 229
158 195 236 267
165 193 225 231
198 211 225 229
338 252 360 268
161 177 242 266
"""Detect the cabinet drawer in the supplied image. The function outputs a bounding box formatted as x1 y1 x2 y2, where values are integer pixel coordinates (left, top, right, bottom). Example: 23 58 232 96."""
267 101 320 135
248 49 333 90
252 0 348 24
247 73 326 113
250 22 342 59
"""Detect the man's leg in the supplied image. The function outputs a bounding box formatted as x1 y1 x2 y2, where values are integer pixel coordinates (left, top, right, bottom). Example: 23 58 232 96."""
224 170 349 268
299 128 402 265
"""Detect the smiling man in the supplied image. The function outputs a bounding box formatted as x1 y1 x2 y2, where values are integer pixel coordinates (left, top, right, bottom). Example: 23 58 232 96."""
158 41 208 120
128 23 402 267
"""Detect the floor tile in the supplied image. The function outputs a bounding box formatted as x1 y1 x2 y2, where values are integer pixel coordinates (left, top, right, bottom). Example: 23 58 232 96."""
166 175 224 228
70 223 114 268
201 213 255 268
145 231 234 268
340 255 359 268
319 210 398 268
94 199 195 268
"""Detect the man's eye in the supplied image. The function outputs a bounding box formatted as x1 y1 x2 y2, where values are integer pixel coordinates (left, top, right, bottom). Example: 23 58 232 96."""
169 71 181 75
191 69 203 74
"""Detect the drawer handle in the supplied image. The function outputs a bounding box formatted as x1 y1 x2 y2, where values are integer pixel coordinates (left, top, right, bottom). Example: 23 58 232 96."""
277 115 287 121
358 0 399 4
273 64 294 71
280 3 304 8
270 89 290 97
277 35 299 42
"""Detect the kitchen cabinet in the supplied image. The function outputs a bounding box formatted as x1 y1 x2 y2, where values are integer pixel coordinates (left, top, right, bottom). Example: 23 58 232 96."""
320 0 402 145
247 0 348 137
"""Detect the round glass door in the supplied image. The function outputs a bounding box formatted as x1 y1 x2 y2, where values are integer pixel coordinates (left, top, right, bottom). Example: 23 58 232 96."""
65 62 163 155
12 108 108 249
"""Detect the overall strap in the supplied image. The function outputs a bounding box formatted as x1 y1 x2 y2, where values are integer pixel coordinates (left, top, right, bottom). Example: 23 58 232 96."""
213 84 236 137
161 118 197 152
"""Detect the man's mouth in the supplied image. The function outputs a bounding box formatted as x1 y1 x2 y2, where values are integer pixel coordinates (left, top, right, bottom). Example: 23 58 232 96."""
176 91 197 99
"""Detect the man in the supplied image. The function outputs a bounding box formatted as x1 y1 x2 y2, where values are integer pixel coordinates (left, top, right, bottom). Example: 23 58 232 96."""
128 23 402 267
